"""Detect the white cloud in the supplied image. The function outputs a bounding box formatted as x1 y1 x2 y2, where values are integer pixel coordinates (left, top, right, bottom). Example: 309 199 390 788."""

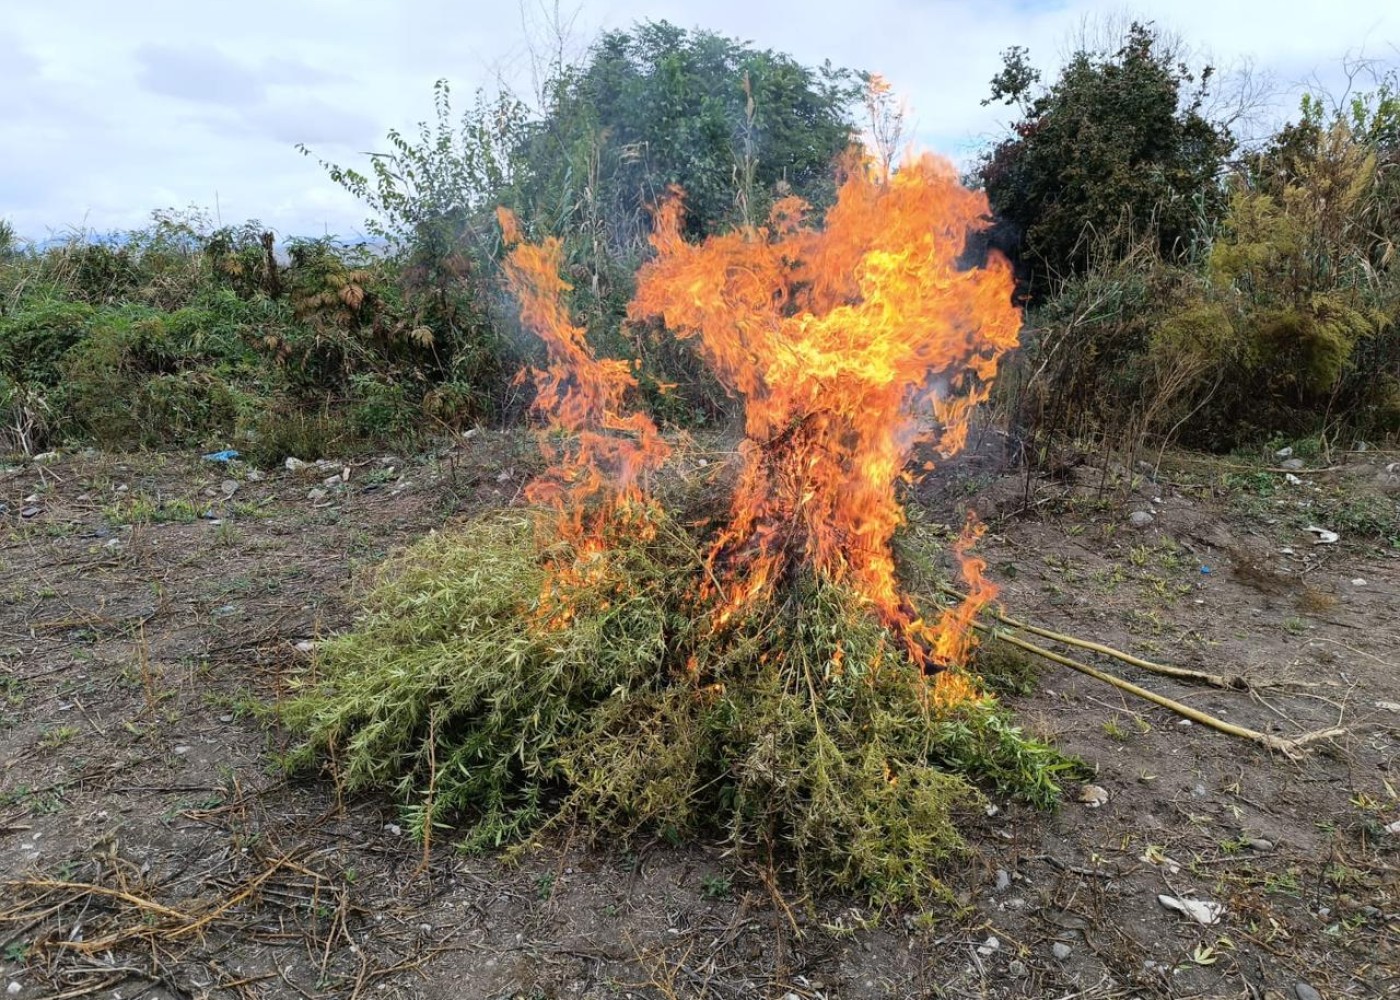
1 1 1396 240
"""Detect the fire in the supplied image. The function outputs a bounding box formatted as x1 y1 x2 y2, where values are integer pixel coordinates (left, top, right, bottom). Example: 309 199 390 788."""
629 152 1020 669
497 209 671 617
497 150 1021 683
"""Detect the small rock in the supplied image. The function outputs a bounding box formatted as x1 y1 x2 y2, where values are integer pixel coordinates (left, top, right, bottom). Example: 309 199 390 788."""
1078 784 1109 808
20 506 40 518
295 640 315 653
221 479 239 497
1275 446 1294 459
173 745 191 755
385 823 402 836
1351 578 1367 587
219 714 234 723
307 487 328 502
33 450 60 463
1284 473 1303 485
1191 782 1208 798
994 869 1011 892
1247 838 1274 852
976 935 1000 956
6 981 20 995
1129 510 1154 527
246 469 265 482
1281 458 1305 470
1294 984 1322 1000
1384 819 1400 836
1008 960 1027 978
1052 942 1072 960
284 457 308 472
103 538 123 551
323 474 342 487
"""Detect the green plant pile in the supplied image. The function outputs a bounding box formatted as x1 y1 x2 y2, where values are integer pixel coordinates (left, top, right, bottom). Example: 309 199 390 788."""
281 509 1076 904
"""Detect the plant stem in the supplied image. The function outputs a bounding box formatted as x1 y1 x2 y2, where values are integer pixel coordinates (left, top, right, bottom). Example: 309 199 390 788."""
979 625 1342 759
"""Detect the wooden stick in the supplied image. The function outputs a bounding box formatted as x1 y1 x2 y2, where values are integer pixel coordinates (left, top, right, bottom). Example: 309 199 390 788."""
940 585 1245 689
980 626 1343 759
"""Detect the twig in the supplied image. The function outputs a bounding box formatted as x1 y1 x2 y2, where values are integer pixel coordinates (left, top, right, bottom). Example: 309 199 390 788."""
981 626 1344 759
941 584 1246 689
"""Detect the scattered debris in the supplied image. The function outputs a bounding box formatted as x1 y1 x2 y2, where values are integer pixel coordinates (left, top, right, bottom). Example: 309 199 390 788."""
1285 473 1303 485
1078 784 1109 808
1158 894 1224 925
307 487 328 502
1306 525 1339 544
203 449 240 462
1129 510 1154 527
1052 942 1072 960
221 479 239 497
1376 701 1400 713
285 457 308 472
1280 458 1305 470
1275 447 1293 459
1352 578 1368 586
976 936 1000 956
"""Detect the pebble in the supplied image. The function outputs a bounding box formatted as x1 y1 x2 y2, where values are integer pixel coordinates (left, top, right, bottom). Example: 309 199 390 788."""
994 869 1011 892
219 714 234 723
1247 838 1274 852
1053 942 1072 960
221 480 239 496
285 457 308 472
1191 782 1208 798
6 982 19 995
1129 510 1154 527
1008 960 1026 978
20 506 40 518
174 745 191 755
307 487 328 502
1281 458 1305 470
976 935 1000 956
1294 984 1322 1000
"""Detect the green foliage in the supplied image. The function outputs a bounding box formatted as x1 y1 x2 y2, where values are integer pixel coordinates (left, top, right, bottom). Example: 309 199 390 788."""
1001 64 1400 455
282 512 1076 904
979 22 1235 298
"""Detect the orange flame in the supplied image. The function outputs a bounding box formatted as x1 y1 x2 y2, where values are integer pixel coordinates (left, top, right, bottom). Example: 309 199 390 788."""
628 152 1020 668
497 209 671 614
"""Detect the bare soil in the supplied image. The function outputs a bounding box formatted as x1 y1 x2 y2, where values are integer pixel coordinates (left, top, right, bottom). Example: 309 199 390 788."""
1 433 1396 999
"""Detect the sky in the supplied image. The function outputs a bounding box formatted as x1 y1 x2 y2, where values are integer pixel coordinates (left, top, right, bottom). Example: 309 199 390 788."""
2 0 1397 242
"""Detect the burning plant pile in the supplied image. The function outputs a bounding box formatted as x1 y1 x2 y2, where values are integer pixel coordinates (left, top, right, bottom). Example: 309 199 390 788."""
284 154 1077 902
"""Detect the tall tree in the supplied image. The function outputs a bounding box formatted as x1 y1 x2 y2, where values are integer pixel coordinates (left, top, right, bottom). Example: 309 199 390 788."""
978 22 1235 299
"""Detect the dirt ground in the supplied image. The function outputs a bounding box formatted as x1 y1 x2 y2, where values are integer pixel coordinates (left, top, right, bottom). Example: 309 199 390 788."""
1 431 1396 999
